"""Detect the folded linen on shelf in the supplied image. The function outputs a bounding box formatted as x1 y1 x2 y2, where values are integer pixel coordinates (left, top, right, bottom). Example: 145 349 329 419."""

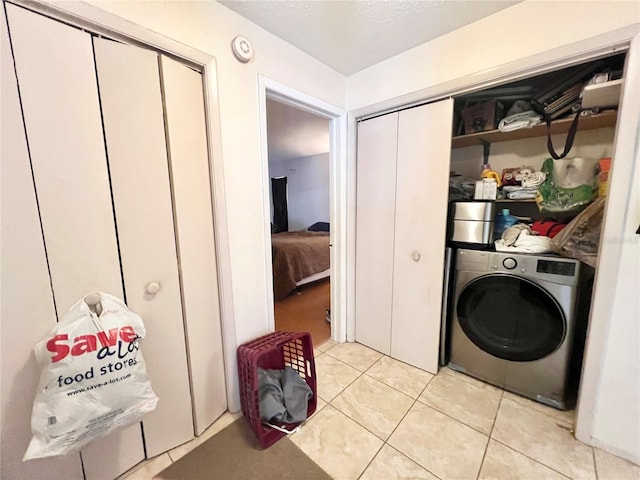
520 171 547 188
498 110 543 132
508 190 538 200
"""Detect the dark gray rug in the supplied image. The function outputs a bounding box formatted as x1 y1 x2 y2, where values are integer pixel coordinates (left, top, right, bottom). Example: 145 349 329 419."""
157 417 330 480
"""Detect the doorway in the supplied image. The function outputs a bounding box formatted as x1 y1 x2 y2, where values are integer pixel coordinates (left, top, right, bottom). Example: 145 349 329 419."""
259 77 347 347
266 97 331 346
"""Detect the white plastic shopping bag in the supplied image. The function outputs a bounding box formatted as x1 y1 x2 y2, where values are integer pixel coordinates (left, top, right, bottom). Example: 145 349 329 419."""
23 292 158 460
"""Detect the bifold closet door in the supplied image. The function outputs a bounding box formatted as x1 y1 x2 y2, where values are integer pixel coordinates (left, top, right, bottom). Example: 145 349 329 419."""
1 10 83 479
391 99 454 374
93 37 194 456
5 4 144 479
355 112 399 355
161 56 227 435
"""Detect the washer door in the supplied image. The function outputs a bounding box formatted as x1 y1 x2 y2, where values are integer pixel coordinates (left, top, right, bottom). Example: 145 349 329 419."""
456 274 566 362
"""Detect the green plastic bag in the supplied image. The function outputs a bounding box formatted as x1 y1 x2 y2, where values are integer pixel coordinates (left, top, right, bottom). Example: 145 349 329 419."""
536 157 598 214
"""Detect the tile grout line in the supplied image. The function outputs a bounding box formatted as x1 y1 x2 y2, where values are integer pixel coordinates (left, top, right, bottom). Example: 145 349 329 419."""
484 391 584 479
414 373 501 438
363 371 443 479
325 355 502 478
475 390 504 480
325 354 439 479
489 437 573 479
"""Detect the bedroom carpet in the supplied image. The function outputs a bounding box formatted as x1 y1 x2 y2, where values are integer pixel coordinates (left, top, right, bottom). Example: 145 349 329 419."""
274 278 330 347
156 417 330 480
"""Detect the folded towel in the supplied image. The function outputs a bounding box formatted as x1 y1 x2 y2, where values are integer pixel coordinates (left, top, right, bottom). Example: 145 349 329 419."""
498 111 543 132
520 172 546 188
508 190 538 200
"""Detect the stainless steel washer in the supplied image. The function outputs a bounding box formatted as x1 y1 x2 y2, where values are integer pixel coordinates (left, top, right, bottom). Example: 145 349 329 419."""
449 248 592 410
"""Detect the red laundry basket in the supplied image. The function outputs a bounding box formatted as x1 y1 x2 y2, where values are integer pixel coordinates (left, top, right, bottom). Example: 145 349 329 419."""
237 331 317 448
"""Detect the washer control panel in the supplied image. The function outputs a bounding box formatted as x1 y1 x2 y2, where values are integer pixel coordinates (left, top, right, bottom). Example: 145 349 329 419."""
456 248 581 286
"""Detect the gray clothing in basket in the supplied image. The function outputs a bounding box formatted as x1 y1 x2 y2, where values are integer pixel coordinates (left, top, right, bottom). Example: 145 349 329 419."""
258 366 313 424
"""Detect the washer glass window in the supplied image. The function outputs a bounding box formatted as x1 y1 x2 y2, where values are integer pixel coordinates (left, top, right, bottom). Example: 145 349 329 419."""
456 274 566 362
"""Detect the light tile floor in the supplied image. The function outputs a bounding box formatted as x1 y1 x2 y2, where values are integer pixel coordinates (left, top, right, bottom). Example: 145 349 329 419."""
123 340 640 480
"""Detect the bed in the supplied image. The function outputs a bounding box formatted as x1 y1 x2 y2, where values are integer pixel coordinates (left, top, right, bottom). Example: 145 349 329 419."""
271 230 330 301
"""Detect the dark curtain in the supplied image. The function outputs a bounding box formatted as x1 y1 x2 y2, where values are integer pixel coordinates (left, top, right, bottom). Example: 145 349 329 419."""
271 176 288 233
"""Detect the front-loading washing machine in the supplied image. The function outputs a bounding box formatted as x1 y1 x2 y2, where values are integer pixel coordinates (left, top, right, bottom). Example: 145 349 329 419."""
449 248 593 410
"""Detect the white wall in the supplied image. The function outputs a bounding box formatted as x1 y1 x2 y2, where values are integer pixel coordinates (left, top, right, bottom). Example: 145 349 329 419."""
348 1 640 112
269 153 330 231
591 180 640 461
85 0 346 349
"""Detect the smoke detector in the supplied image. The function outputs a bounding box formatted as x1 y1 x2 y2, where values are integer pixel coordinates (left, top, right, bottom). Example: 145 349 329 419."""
231 35 253 63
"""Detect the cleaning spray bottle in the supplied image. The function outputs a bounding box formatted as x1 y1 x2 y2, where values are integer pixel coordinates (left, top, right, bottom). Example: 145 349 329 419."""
479 140 502 186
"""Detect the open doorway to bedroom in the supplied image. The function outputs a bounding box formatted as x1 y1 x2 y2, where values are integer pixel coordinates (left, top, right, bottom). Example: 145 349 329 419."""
266 96 332 347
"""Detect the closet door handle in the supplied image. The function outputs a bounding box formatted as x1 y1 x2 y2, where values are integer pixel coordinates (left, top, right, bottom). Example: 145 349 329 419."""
146 282 161 294
412 251 421 262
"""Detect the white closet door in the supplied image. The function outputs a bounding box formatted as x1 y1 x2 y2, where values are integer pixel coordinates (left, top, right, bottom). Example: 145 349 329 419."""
1 11 83 479
355 112 399 355
160 56 227 434
93 38 194 456
392 99 454 373
5 5 144 479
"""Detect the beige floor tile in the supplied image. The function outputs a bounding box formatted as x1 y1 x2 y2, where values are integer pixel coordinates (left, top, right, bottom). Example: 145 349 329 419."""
388 402 489 479
479 439 569 480
315 353 361 401
291 405 384 480
315 338 336 354
418 371 502 434
442 365 504 390
167 411 242 462
324 341 383 371
594 448 640 480
502 391 576 428
360 444 439 480
331 374 414 440
492 395 595 479
366 355 434 398
120 453 172 480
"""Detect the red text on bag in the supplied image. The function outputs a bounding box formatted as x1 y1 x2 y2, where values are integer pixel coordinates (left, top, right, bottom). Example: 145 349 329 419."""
46 326 138 363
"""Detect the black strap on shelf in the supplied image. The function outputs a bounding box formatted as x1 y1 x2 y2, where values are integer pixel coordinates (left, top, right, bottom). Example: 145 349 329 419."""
547 111 581 160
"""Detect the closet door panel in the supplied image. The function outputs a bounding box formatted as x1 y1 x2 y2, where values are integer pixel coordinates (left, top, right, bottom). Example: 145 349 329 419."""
354 113 399 355
5 5 144 479
391 99 454 373
93 38 194 456
0 12 83 479
160 56 227 434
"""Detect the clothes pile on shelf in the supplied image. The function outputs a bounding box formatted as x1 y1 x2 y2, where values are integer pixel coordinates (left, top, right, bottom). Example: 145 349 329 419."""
498 100 543 132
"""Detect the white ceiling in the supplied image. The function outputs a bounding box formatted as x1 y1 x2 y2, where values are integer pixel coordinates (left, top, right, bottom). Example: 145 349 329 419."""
218 0 521 76
225 0 521 163
266 98 330 163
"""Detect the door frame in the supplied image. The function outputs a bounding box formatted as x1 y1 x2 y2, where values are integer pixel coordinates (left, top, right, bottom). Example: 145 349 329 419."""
258 76 348 343
17 0 238 410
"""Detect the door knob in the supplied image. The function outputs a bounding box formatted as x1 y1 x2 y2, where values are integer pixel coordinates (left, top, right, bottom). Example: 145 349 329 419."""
146 282 161 294
412 251 421 262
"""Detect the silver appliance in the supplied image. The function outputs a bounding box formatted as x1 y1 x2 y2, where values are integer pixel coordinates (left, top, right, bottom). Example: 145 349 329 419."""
449 249 592 409
448 201 496 247
439 247 454 366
